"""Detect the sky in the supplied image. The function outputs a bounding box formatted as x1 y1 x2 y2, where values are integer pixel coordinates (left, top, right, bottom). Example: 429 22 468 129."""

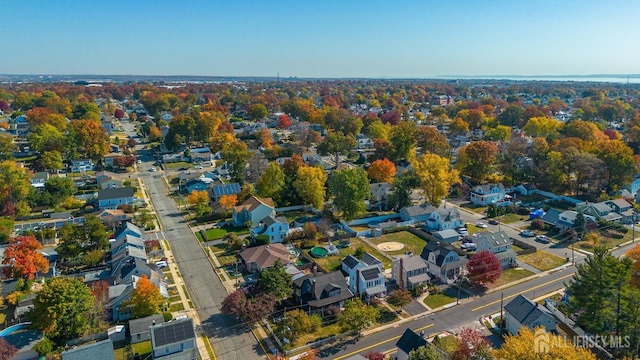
1 0 639 78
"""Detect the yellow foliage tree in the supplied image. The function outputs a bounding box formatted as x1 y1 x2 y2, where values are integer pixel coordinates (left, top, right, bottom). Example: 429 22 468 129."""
494 327 597 360
187 190 210 217
410 153 460 207
219 194 237 211
626 244 640 287
294 166 327 209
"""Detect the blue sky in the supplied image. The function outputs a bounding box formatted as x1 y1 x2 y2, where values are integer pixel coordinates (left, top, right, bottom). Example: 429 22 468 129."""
1 0 639 77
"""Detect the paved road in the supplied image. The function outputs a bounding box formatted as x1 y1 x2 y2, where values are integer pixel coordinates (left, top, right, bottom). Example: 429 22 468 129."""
123 120 265 360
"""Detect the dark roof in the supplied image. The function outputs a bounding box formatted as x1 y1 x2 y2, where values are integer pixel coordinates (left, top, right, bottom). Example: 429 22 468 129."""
62 339 114 360
360 267 381 281
98 187 135 200
151 318 196 347
504 294 557 327
401 204 436 217
395 328 427 354
541 208 562 225
129 314 165 335
362 252 382 266
212 182 241 197
342 255 361 270
293 271 354 308
420 240 466 267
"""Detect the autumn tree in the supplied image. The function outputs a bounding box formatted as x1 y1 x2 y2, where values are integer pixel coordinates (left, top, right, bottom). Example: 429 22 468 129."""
40 150 63 172
114 108 125 119
411 153 460 207
483 125 511 142
294 166 327 209
387 289 412 310
122 275 166 319
416 126 450 157
0 160 32 216
456 141 498 184
0 216 14 244
221 140 251 184
0 337 18 360
0 133 14 161
67 119 110 162
248 103 268 121
221 288 275 324
494 327 596 360
389 121 418 161
466 250 502 286
626 244 640 287
29 277 95 345
408 345 444 360
218 194 237 211
1 236 49 280
256 162 285 202
523 116 563 140
367 158 396 183
449 117 470 135
338 298 379 336
451 327 493 360
329 167 370 220
28 124 65 153
187 190 210 217
256 260 292 302
317 131 356 167
276 309 319 344
277 114 291 129
596 139 635 190
363 352 386 360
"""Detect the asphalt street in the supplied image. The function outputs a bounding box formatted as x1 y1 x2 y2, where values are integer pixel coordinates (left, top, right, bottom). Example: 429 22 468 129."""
123 120 265 360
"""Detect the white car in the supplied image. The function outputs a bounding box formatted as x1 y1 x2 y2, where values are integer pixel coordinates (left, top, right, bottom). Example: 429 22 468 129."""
150 167 157 172
476 222 488 228
137 159 142 164
155 260 168 268
194 166 203 170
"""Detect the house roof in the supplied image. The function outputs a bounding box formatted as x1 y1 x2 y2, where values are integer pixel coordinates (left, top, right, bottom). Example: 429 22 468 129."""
98 187 135 200
472 182 505 193
293 271 354 308
407 273 431 284
475 231 512 250
401 255 428 272
559 210 578 221
360 266 381 281
591 202 613 213
420 240 466 267
129 314 165 335
401 204 437 217
212 183 241 197
32 171 50 181
504 294 557 328
541 208 562 225
437 208 461 222
234 196 275 213
62 339 114 360
607 198 632 209
395 328 427 354
115 221 144 239
150 318 196 347
370 182 392 193
433 229 460 240
362 252 382 267
239 243 290 269
342 255 361 270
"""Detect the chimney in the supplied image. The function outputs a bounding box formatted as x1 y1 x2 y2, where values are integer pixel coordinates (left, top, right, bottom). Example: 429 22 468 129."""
312 264 317 275
311 279 316 297
152 320 156 326
399 257 404 290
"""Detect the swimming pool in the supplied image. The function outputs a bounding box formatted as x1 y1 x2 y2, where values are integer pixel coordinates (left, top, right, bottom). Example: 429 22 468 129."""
0 322 31 337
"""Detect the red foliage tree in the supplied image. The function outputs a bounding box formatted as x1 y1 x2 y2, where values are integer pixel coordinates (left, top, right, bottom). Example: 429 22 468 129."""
221 289 275 324
0 337 18 360
451 327 491 360
466 250 502 286
277 114 291 129
113 155 136 169
0 100 10 113
127 138 138 148
364 352 386 360
114 108 125 119
380 110 401 125
1 236 49 280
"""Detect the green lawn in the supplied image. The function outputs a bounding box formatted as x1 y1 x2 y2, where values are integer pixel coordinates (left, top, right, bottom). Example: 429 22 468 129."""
163 161 191 170
169 303 185 312
370 231 427 256
310 237 390 271
423 293 456 309
131 341 152 357
519 251 567 271
491 268 535 288
205 228 228 240
460 203 488 214
293 323 342 348
500 213 527 224
216 253 238 267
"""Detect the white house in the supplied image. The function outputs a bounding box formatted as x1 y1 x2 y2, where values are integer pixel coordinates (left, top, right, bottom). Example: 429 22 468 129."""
150 318 198 360
341 253 386 301
423 208 465 231
70 159 94 172
419 241 467 284
504 294 559 335
391 255 430 291
470 183 506 206
474 231 517 269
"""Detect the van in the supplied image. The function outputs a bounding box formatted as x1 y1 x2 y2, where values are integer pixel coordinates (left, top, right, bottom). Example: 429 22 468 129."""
155 261 168 268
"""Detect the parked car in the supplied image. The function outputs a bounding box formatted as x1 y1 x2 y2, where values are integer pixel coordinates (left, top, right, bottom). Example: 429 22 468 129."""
150 167 157 172
137 159 142 164
519 230 535 237
155 260 168 268
488 219 499 225
536 235 551 244
476 222 488 228
457 227 468 236
460 243 477 251
194 166 203 169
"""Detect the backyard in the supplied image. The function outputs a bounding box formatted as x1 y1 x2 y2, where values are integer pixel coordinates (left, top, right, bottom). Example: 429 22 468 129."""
309 237 391 271
369 231 427 256
518 251 567 271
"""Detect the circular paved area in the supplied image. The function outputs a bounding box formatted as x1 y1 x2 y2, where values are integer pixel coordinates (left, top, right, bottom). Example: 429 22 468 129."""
377 241 405 252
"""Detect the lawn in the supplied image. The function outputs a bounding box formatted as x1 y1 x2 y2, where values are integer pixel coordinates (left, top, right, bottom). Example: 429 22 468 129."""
205 228 227 240
163 161 191 170
500 213 527 224
131 341 152 357
519 251 567 271
423 293 456 309
169 303 185 312
310 237 390 271
491 268 535 288
460 203 487 214
216 253 238 267
293 323 342 348
369 231 426 256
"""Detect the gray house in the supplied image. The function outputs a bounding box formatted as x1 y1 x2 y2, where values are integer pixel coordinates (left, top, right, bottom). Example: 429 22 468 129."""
62 339 115 360
504 294 559 335
474 231 517 269
129 314 165 343
399 204 437 223
150 318 198 360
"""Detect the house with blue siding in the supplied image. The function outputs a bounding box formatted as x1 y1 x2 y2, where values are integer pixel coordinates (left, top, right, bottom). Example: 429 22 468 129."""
251 215 289 243
424 207 465 231
232 196 275 227
470 183 506 206
399 204 437 223
98 187 135 210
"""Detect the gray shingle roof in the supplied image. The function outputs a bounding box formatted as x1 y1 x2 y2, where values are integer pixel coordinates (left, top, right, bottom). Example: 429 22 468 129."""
362 252 382 266
62 339 114 360
129 314 165 336
504 294 557 327
401 256 428 272
98 187 135 200
212 183 241 197
151 318 195 347
541 208 561 225
395 328 427 354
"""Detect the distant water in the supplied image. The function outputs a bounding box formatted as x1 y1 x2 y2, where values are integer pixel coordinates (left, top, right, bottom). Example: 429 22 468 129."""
440 75 640 84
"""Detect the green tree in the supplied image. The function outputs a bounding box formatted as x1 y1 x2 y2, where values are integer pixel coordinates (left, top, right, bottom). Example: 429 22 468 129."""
388 171 420 210
72 102 101 121
278 309 319 344
329 167 370 220
0 133 14 161
44 176 76 205
256 162 285 202
387 289 412 310
67 119 110 162
28 124 65 152
40 150 63 172
256 260 292 302
56 223 84 260
408 345 444 360
416 126 450 157
0 216 14 244
29 277 95 345
389 121 417 161
411 153 460 207
221 140 250 184
84 215 108 251
248 103 269 121
317 131 356 167
0 160 32 216
567 247 632 334
456 141 498 184
483 125 511 141
338 298 379 336
294 166 327 209
497 105 525 127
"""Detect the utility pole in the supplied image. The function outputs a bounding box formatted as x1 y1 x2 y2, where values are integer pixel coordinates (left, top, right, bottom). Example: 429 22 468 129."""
500 293 504 335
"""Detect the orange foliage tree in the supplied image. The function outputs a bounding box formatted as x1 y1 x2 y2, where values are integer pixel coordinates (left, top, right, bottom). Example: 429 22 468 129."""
122 275 165 319
367 158 396 183
626 244 640 287
1 236 49 279
219 194 237 211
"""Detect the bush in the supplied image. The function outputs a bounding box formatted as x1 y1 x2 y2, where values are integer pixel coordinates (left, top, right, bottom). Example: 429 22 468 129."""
34 336 55 356
254 234 270 246
300 239 316 249
303 222 318 239
531 219 545 231
163 312 173 322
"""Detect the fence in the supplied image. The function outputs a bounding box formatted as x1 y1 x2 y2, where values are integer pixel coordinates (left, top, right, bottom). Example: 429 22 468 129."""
511 238 537 255
346 213 400 226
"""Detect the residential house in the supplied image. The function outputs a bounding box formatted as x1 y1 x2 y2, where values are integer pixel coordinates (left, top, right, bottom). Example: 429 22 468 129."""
162 153 183 163
357 136 374 149
541 208 562 228
238 243 292 273
182 179 210 194
504 294 559 335
102 117 114 134
432 229 460 244
552 210 596 233
93 209 133 228
424 208 464 231
150 318 198 360
391 255 430 291
293 271 355 310
71 159 94 172
103 152 121 168
98 187 135 210
576 201 620 222
62 339 115 360
395 329 427 360
232 196 275 227
130 314 165 344
99 176 125 190
30 171 50 190
160 112 173 122
469 183 506 206
370 182 392 208
433 95 455 106
399 204 437 223
605 198 635 224
109 270 168 322
189 147 214 163
251 215 289 243
210 182 241 202
114 222 145 242
340 254 386 301
419 241 467 284
474 231 517 269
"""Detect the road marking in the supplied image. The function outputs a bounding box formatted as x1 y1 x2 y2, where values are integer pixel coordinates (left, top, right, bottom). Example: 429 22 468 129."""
333 324 433 360
471 273 574 312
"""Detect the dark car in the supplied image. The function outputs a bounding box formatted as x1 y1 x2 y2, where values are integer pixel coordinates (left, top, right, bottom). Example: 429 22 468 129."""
488 219 499 225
